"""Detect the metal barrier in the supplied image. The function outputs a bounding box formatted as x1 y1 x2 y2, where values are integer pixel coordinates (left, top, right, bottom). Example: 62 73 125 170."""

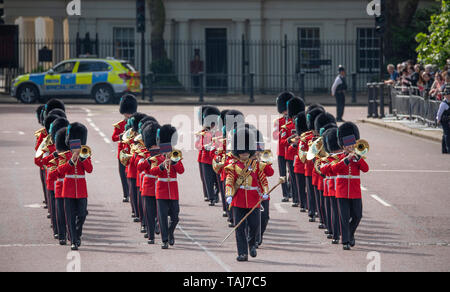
368 83 441 127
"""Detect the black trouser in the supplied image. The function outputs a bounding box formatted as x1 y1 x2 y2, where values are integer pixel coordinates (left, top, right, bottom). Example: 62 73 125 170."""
277 156 289 198
442 120 450 153
128 178 138 216
64 198 88 245
40 169 47 205
257 200 270 244
157 199 179 243
337 198 362 245
137 189 145 226
335 92 346 120
202 163 218 202
286 160 298 203
306 176 316 217
324 196 332 232
233 206 260 256
118 159 129 198
48 190 57 235
314 186 324 223
295 173 307 209
199 162 208 199
330 196 341 241
217 175 227 212
56 197 66 240
143 196 157 240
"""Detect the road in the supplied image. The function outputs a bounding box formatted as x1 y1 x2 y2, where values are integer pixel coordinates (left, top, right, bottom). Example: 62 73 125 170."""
0 104 449 272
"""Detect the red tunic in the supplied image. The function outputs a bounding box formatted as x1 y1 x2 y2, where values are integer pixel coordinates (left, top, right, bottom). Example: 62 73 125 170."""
331 156 369 199
138 154 159 197
293 142 305 174
149 155 185 200
112 120 127 159
48 151 72 198
58 157 93 199
280 120 296 161
273 117 287 157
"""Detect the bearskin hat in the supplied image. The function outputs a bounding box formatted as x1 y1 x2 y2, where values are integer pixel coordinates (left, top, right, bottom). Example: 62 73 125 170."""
314 112 336 134
47 108 67 119
36 105 45 125
295 111 308 134
44 115 60 133
66 122 88 146
276 91 295 114
138 117 158 134
55 127 70 152
287 97 305 118
202 106 221 127
307 103 325 115
306 107 325 131
45 99 65 118
223 109 245 132
157 124 178 148
119 94 138 115
142 121 161 150
323 128 340 153
129 112 148 132
337 122 360 148
232 127 257 157
49 117 69 142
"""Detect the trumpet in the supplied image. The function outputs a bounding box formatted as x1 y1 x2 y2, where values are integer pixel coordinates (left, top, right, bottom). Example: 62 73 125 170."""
354 139 369 157
121 128 136 144
80 145 92 159
113 120 124 129
260 150 273 164
168 149 183 162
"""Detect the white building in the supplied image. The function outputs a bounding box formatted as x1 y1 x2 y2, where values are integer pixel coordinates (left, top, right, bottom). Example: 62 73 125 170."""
2 0 435 92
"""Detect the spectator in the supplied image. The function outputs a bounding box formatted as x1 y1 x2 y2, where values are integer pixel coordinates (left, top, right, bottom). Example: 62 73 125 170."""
419 72 433 98
384 64 399 85
410 64 421 89
190 49 204 92
425 64 434 76
397 63 404 77
430 72 445 100
436 85 450 154
400 68 412 94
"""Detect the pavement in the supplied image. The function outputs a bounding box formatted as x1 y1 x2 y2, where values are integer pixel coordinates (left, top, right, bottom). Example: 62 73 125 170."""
0 92 369 106
1 104 449 272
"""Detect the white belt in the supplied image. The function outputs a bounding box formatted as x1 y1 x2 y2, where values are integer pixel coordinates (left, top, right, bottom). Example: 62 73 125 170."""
65 175 85 179
145 174 157 179
239 186 259 191
336 175 360 179
158 178 177 182
57 178 64 182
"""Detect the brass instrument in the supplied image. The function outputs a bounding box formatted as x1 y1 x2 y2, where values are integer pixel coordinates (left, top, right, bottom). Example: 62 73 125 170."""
121 128 136 144
260 150 273 164
354 139 369 157
34 127 45 138
306 137 324 161
168 149 183 162
212 154 226 174
112 120 124 129
119 150 133 166
281 121 293 130
80 145 92 159
195 129 207 136
35 135 52 158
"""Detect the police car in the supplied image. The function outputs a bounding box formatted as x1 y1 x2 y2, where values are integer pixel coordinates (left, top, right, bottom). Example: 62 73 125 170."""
11 57 141 104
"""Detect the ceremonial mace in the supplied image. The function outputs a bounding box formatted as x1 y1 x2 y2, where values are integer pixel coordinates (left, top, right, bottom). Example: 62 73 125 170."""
219 176 286 246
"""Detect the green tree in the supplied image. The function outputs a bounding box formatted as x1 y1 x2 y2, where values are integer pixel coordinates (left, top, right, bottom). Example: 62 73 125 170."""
415 0 450 67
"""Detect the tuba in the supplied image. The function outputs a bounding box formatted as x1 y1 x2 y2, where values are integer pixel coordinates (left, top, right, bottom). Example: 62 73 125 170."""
35 135 52 158
121 128 136 144
306 137 324 161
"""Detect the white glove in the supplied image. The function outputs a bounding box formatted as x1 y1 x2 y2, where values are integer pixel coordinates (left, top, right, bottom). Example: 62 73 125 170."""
262 194 269 200
226 197 233 205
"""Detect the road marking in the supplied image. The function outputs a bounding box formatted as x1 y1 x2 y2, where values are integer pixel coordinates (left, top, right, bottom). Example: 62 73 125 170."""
177 225 231 272
24 203 44 208
274 203 288 213
103 138 111 144
371 194 391 207
361 185 368 191
85 118 112 145
371 169 450 173
18 131 24 135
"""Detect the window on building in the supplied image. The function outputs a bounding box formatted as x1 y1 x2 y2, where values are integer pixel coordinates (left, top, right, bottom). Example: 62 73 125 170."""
357 28 380 72
113 28 135 64
78 62 111 73
297 28 321 71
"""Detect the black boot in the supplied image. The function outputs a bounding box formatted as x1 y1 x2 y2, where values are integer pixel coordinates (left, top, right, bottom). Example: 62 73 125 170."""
343 244 351 250
236 254 248 262
71 244 78 251
250 246 257 258
161 242 169 249
147 239 155 244
123 197 129 203
350 238 355 247
59 239 67 245
169 233 175 246
332 239 339 244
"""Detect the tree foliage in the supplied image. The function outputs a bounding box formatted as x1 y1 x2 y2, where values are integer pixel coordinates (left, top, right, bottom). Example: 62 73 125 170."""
415 0 450 67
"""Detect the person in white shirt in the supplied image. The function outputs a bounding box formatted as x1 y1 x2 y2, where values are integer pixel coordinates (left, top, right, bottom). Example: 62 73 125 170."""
331 65 347 122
